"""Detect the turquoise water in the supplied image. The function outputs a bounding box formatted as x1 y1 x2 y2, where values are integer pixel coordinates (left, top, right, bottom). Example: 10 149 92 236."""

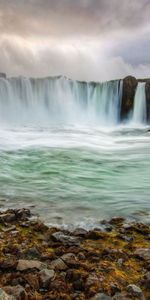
0 125 150 227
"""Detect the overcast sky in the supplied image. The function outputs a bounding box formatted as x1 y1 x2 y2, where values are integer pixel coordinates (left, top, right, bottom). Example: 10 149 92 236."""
0 0 150 81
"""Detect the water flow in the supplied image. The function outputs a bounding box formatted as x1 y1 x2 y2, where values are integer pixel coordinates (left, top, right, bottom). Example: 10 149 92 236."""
0 76 122 127
132 82 146 125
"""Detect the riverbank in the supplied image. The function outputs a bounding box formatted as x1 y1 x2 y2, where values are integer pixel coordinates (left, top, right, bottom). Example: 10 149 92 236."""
0 208 149 300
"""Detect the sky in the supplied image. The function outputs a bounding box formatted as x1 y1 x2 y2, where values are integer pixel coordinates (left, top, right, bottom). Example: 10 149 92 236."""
0 0 150 81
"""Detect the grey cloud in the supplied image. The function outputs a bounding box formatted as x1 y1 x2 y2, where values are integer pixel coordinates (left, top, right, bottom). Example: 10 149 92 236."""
0 0 150 37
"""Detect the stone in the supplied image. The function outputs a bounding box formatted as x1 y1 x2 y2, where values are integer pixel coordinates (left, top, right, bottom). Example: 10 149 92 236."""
90 293 112 300
17 259 45 271
15 208 31 220
0 288 15 300
25 246 40 258
39 269 55 288
126 284 145 298
0 258 17 270
113 293 129 300
86 273 100 288
134 248 150 261
49 258 68 271
51 231 80 246
4 285 26 300
0 212 16 223
73 228 88 237
61 253 80 268
121 76 138 120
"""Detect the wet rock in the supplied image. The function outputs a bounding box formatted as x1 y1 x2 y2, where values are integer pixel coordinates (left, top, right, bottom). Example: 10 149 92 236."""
121 76 138 120
126 284 145 298
109 217 125 226
15 208 31 220
4 285 27 300
90 293 112 300
17 259 45 271
39 269 55 288
49 258 68 271
86 230 104 240
0 212 16 223
51 231 81 246
0 288 15 300
134 248 150 261
73 228 88 237
140 272 150 290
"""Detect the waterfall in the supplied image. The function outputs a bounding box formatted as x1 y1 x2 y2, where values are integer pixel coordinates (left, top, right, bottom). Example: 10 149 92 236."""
132 82 147 125
0 76 122 126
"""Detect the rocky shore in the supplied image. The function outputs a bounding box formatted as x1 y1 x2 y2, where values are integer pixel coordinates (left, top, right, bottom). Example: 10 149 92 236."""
0 209 149 300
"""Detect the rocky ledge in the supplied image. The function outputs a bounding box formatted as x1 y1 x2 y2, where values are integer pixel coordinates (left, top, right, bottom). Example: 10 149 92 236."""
0 209 149 299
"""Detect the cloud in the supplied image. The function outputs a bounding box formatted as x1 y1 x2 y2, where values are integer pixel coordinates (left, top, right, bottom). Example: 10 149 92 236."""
0 0 150 80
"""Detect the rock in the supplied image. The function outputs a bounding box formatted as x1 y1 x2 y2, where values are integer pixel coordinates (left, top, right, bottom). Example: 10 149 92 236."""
51 231 80 246
126 284 145 298
113 293 130 300
146 81 150 121
39 269 55 288
121 76 138 120
73 228 88 237
85 273 100 288
15 208 31 220
90 293 112 300
0 288 15 300
109 217 125 226
0 212 16 223
25 246 40 258
17 259 45 271
73 279 84 291
61 253 80 268
4 285 26 300
49 258 68 271
134 248 150 261
0 258 17 270
2 225 16 232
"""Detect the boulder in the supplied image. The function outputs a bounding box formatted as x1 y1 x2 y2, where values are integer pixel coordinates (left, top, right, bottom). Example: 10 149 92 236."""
121 76 138 120
0 212 16 223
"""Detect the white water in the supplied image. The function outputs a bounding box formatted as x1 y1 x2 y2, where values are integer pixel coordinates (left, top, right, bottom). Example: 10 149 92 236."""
132 82 147 125
0 76 122 127
0 76 149 227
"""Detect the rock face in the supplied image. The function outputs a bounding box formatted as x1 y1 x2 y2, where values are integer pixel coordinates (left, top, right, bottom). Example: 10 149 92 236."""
145 81 150 121
121 76 138 120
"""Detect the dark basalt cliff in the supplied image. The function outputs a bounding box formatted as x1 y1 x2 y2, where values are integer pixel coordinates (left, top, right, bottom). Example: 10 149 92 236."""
121 76 138 120
121 76 150 122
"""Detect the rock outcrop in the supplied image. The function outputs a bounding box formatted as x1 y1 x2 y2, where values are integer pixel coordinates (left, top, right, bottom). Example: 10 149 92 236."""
121 76 138 120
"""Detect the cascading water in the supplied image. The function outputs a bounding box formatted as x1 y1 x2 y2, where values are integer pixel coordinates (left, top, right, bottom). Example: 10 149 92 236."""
132 82 147 125
0 76 122 126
